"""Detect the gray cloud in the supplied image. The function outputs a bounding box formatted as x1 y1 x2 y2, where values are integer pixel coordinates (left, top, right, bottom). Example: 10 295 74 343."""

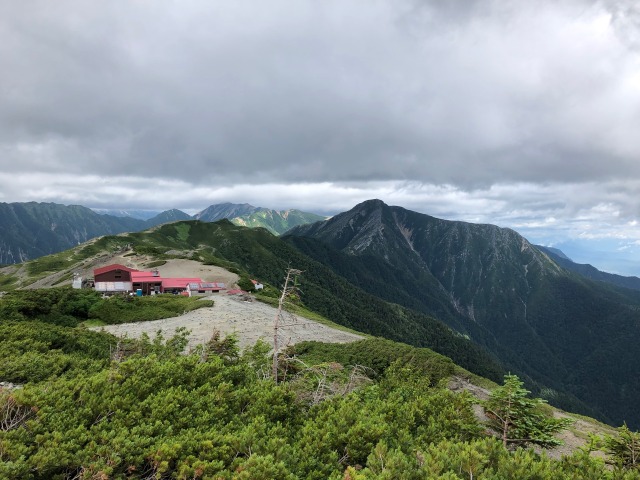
2 0 638 182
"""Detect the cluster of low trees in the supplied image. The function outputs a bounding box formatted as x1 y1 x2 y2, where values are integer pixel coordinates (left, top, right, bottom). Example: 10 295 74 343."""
1 330 640 478
0 288 212 326
2 285 640 478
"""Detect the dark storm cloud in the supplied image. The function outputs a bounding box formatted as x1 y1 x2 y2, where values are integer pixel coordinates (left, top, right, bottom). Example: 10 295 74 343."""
2 0 639 187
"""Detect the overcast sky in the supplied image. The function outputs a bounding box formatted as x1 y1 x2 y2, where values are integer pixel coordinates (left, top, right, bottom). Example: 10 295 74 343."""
2 0 640 273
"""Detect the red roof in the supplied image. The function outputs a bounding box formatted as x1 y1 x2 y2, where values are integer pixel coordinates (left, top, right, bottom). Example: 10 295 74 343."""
131 271 162 282
94 264 139 276
162 278 203 288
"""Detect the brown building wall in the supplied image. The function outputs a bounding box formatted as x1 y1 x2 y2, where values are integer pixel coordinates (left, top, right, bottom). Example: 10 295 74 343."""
95 269 133 283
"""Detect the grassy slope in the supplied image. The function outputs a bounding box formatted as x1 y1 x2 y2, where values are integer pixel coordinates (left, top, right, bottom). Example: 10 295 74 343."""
0 220 505 384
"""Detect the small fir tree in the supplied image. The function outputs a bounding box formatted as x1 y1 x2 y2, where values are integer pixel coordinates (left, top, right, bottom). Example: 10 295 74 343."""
484 374 572 449
604 423 640 471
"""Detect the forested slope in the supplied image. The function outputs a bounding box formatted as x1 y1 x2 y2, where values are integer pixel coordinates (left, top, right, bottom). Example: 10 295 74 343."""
137 220 505 383
287 200 640 428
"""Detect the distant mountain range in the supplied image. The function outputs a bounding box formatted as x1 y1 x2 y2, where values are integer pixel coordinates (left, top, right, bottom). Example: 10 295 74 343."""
0 201 325 264
536 245 640 291
91 208 165 220
193 202 326 235
193 202 261 222
0 202 144 264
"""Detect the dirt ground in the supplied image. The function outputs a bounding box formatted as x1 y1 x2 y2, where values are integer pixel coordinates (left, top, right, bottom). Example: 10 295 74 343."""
93 293 363 351
81 253 362 349
6 245 362 349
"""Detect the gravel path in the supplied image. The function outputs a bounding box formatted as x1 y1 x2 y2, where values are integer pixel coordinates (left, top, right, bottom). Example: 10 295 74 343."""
93 294 363 351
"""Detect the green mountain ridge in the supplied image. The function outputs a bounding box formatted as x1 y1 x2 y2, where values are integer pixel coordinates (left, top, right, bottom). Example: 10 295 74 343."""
0 219 505 384
2 213 640 477
287 199 640 428
193 202 327 234
0 202 199 265
0 218 600 425
0 202 324 265
537 244 640 291
193 202 259 221
231 208 326 235
0 202 144 265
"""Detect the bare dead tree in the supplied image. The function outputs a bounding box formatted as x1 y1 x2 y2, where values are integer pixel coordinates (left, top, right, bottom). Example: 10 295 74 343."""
272 267 303 382
110 340 124 362
0 392 34 432
290 362 373 405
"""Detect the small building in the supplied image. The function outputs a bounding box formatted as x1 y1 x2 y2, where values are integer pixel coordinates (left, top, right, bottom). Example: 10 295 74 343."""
94 264 138 293
162 278 205 294
194 282 226 293
163 279 226 294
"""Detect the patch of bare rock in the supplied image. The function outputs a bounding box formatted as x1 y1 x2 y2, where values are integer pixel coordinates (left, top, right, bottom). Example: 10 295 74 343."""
92 294 363 351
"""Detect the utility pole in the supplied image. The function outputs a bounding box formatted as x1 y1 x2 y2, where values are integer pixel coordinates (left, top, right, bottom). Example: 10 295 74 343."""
273 267 302 382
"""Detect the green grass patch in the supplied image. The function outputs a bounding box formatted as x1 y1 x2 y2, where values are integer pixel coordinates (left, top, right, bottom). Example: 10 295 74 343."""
79 318 107 328
25 255 70 276
174 223 191 242
290 337 456 385
145 260 167 268
133 245 166 257
89 295 214 324
254 294 368 337
0 273 19 291
52 272 74 286
75 236 132 260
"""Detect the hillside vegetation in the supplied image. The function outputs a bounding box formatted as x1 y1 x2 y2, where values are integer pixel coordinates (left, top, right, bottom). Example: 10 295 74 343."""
2 230 640 477
287 199 640 428
4 211 640 426
1 314 639 478
0 218 622 424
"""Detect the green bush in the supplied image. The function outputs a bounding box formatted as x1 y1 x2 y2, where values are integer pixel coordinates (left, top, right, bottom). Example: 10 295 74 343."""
0 288 103 326
0 332 632 479
237 275 255 291
0 321 113 383
88 295 213 324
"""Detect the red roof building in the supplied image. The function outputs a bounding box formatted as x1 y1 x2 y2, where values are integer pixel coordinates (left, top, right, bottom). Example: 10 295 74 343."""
93 264 226 295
